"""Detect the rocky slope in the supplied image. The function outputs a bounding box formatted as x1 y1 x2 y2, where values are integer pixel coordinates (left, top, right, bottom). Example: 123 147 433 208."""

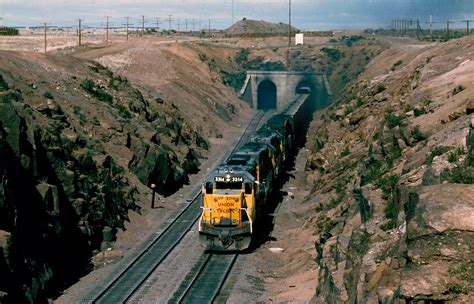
302 37 474 302
0 41 248 303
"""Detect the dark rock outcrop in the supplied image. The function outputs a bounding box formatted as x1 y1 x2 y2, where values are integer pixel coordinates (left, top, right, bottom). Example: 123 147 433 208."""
0 88 137 302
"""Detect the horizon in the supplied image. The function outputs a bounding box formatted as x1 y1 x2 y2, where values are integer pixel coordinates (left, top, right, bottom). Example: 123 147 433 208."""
0 0 473 31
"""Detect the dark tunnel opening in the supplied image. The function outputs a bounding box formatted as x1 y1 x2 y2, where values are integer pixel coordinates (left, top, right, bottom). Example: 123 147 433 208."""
295 79 327 111
257 80 277 110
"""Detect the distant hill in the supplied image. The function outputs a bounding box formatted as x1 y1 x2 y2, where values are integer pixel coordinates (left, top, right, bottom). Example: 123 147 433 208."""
226 19 299 35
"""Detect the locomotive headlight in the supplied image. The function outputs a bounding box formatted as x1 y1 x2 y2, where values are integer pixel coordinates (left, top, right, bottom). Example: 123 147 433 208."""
226 174 231 181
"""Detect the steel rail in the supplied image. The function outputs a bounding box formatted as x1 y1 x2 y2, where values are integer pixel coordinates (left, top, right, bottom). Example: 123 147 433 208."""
87 111 265 303
172 253 238 304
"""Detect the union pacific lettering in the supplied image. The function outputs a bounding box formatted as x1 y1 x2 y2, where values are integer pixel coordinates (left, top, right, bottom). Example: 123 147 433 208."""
217 202 235 207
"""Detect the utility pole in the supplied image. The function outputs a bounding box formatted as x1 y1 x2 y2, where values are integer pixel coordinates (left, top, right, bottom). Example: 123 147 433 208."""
429 15 433 39
43 23 47 53
185 19 188 32
462 20 473 35
168 14 173 30
232 0 234 25
78 19 82 46
447 19 453 40
208 18 211 35
177 19 180 32
141 15 145 36
155 17 161 32
192 19 195 32
287 0 291 68
416 19 420 39
106 16 109 42
125 17 130 41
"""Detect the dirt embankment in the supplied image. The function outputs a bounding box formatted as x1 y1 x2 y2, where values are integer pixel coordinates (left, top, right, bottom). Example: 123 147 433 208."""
0 38 251 302
283 36 474 302
226 19 299 35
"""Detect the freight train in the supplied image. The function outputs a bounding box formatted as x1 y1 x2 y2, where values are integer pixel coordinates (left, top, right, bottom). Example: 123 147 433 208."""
198 92 311 251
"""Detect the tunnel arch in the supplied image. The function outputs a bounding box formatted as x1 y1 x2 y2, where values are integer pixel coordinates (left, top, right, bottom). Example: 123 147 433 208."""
257 80 277 110
294 78 327 110
295 80 313 95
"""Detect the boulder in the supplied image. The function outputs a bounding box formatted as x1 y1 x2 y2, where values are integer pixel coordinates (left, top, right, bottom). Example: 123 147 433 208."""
102 226 115 243
467 98 474 115
0 230 11 271
407 184 474 238
182 148 201 175
374 92 388 102
36 183 60 216
401 184 474 301
349 112 365 126
0 75 9 91
128 140 185 195
0 104 22 155
401 263 451 300
0 230 11 252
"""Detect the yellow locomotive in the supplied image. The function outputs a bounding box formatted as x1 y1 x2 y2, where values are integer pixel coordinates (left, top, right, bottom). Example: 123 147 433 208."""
199 100 305 251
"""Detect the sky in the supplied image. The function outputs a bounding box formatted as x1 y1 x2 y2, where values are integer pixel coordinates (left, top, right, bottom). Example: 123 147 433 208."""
0 0 474 30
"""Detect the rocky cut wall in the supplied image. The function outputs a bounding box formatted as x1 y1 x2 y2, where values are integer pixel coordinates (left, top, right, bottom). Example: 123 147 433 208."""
0 59 212 303
0 74 139 302
306 37 474 302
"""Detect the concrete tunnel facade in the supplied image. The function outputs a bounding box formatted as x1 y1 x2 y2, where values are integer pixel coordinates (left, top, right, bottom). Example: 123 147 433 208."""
239 71 332 111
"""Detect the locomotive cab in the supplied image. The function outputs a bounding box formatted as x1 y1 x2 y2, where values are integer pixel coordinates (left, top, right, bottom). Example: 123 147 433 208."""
199 166 256 251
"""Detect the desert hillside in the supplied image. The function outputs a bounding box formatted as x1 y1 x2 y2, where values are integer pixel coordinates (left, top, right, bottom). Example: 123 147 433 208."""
258 36 474 303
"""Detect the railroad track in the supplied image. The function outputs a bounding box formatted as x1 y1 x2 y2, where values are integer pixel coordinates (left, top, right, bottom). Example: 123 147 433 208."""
171 253 238 303
87 111 265 303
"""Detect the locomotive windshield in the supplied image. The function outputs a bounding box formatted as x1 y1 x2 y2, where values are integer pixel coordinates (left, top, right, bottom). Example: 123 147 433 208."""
215 181 242 190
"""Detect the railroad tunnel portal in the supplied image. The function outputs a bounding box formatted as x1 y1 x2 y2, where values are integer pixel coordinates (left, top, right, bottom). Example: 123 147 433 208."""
257 80 277 109
239 71 332 111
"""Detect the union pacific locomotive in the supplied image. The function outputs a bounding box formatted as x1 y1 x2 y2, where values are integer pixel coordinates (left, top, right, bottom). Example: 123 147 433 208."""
198 93 310 251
